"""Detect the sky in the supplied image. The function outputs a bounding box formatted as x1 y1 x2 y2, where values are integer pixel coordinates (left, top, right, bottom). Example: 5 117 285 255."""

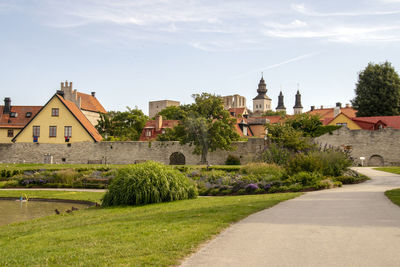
0 0 400 115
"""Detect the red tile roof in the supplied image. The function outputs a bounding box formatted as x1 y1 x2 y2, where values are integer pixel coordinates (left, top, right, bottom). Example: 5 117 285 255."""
228 108 248 117
0 106 42 128
308 107 357 119
139 119 179 141
56 95 103 142
77 92 107 113
352 116 400 130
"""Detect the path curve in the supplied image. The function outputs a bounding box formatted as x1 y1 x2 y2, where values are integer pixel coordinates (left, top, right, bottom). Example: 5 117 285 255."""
181 167 400 267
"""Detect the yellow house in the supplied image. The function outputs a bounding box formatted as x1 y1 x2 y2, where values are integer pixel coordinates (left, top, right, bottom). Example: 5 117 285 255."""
326 113 361 130
0 97 42 143
13 93 102 143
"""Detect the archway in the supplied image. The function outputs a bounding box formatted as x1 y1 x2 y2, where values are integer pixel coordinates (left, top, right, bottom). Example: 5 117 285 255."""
169 152 186 165
368 155 384 166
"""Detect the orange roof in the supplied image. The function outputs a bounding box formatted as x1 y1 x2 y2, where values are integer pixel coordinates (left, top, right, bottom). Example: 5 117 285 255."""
247 116 283 124
352 116 400 130
0 106 42 128
228 108 247 117
77 92 107 113
56 95 103 142
139 119 179 141
308 107 357 119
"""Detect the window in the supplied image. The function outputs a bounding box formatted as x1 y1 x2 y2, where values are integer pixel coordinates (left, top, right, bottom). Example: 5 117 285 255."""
49 126 57 137
7 129 13 137
33 126 40 137
26 112 32 118
336 123 347 126
64 126 72 137
52 108 59 117
10 112 17 118
146 129 152 137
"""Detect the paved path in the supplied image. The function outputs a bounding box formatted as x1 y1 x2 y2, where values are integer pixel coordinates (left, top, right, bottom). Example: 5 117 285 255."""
0 188 106 192
181 168 400 267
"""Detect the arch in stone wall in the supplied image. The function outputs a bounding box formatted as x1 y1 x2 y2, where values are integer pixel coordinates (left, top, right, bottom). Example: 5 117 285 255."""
368 155 384 166
169 152 186 165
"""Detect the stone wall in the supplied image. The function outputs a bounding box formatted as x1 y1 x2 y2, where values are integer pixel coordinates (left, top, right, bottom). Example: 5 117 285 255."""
0 138 265 165
314 127 400 166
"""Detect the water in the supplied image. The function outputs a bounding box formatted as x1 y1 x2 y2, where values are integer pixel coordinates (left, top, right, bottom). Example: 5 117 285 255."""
0 200 89 226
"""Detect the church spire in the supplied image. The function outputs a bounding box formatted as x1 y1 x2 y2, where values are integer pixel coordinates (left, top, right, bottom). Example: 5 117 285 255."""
276 91 286 112
293 90 303 114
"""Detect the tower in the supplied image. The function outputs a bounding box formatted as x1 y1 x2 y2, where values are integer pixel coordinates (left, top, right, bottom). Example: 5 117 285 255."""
293 90 303 115
275 91 286 113
253 75 272 114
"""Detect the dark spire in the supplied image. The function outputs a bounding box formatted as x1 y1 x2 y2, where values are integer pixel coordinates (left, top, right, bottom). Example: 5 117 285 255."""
276 91 286 110
253 76 271 100
293 90 303 108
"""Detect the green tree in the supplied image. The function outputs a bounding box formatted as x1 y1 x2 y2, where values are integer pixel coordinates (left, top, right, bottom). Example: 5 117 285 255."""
155 105 190 120
96 107 148 141
158 93 240 164
262 110 286 117
265 123 313 151
351 61 400 117
285 113 322 137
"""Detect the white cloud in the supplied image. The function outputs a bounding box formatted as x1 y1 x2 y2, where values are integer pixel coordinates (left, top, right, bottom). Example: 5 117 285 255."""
291 3 400 16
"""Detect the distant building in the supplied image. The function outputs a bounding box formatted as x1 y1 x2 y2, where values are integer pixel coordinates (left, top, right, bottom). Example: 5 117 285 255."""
275 91 286 113
222 95 247 110
0 98 41 143
139 115 179 141
149 100 180 119
59 81 107 127
252 76 272 114
293 90 303 115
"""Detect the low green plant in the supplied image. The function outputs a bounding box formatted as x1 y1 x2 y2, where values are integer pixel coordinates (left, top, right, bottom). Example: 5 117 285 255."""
225 155 241 165
285 172 323 186
240 163 285 181
102 161 198 206
333 175 368 184
261 143 291 165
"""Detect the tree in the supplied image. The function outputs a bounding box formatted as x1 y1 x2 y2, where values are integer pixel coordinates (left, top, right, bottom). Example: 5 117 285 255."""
155 105 190 120
158 93 240 164
262 110 286 117
265 123 313 151
351 61 400 117
285 113 322 137
96 107 148 141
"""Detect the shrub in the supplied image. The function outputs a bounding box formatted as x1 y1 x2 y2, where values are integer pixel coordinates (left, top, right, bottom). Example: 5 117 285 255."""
53 169 81 185
313 150 352 176
102 161 198 206
333 175 368 184
240 163 285 181
287 154 323 174
245 183 259 193
285 172 323 186
225 155 241 165
261 143 291 165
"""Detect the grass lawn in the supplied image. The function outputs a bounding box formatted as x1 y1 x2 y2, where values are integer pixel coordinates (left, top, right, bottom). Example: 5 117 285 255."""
0 193 300 266
385 188 400 207
0 190 104 204
374 167 400 175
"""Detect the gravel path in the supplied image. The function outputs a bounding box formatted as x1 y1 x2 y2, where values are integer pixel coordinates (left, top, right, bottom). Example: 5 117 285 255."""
181 167 400 267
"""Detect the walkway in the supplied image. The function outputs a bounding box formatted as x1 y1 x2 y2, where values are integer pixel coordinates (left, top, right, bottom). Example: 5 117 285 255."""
181 168 400 267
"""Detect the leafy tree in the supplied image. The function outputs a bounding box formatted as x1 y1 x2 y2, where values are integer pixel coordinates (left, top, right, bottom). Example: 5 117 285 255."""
265 123 313 151
158 93 240 164
262 110 286 117
351 61 400 117
285 113 322 137
154 105 190 120
96 107 148 141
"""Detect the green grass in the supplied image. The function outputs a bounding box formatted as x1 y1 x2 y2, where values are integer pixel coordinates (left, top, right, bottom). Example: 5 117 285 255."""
0 193 300 266
375 167 400 175
0 190 104 204
385 188 400 207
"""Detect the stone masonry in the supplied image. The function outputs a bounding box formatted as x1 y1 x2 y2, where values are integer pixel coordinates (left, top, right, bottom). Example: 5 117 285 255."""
0 139 265 165
314 127 400 166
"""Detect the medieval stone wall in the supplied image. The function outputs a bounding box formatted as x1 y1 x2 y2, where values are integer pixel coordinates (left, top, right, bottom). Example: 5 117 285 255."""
0 138 265 165
314 127 400 166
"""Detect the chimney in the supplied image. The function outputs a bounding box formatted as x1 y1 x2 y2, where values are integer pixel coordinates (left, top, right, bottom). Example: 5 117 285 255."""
333 106 341 117
3 97 11 114
56 90 64 97
310 106 315 111
336 102 342 108
155 115 162 132
91 92 96 97
345 103 350 108
320 105 324 109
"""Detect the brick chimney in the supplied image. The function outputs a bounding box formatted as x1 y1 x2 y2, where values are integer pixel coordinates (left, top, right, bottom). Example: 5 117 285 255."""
310 106 315 111
155 115 163 131
91 92 96 97
336 102 342 108
3 97 11 114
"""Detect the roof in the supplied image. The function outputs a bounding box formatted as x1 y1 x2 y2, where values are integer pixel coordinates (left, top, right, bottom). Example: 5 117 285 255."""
56 95 103 142
0 106 42 129
139 119 179 141
228 108 248 117
77 92 107 113
253 94 272 100
352 116 400 130
247 116 283 125
308 107 357 119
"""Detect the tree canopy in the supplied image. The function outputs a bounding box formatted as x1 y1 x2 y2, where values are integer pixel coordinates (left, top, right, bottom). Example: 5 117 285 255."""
351 61 400 117
157 93 240 164
155 105 190 120
96 107 148 141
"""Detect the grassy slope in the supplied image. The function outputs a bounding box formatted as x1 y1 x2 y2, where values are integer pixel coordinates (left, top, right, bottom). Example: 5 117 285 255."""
0 193 300 266
374 167 400 175
385 189 400 207
0 190 104 203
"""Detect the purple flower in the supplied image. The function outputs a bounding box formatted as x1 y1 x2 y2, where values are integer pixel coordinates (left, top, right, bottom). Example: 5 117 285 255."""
245 183 259 193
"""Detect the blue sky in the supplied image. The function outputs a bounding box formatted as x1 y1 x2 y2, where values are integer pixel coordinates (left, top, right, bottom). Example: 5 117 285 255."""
1 0 400 115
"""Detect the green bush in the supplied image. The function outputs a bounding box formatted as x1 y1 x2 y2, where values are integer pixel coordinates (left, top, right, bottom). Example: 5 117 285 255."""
225 155 241 165
102 161 198 206
261 143 291 165
287 154 323 174
333 175 368 184
285 172 323 186
240 163 285 181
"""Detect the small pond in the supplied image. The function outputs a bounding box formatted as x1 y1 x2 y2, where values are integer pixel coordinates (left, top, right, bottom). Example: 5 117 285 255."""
0 200 89 226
